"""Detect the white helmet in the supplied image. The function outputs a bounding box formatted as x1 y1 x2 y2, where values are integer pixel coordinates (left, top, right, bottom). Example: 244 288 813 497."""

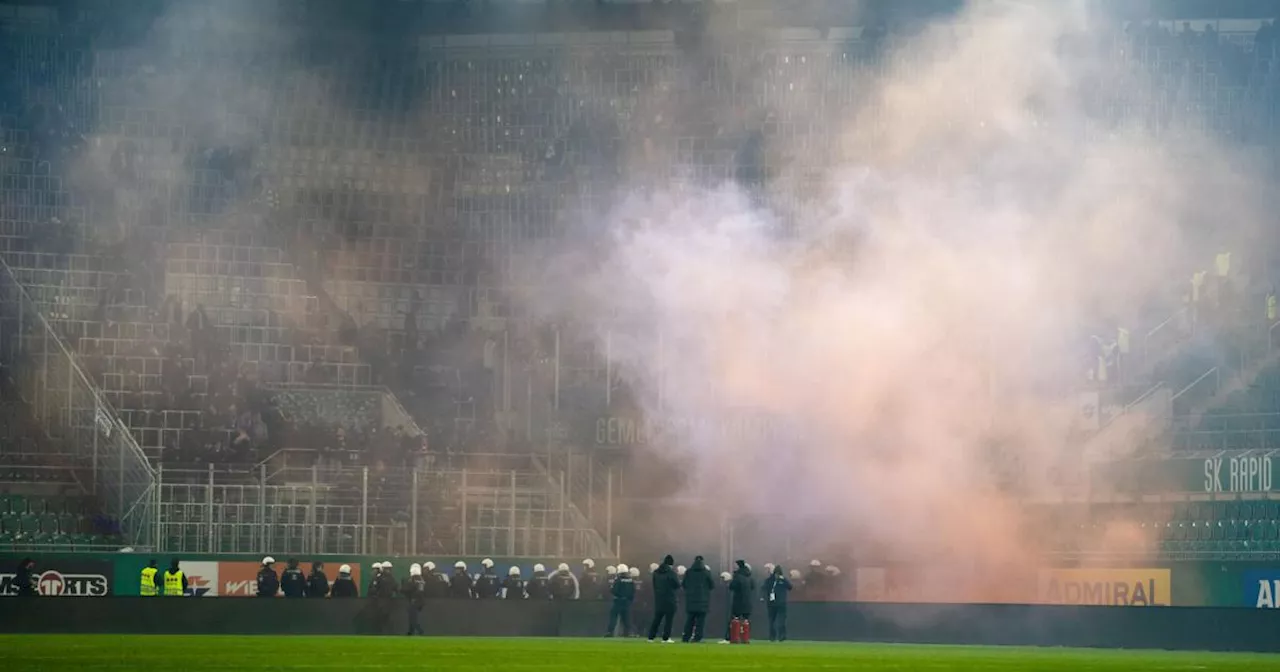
720 571 732 582
810 559 821 568
677 565 687 576
789 569 802 580
764 562 775 573
826 565 841 576
454 561 467 570
424 561 436 571
616 563 629 574
649 562 659 573
583 558 595 569
262 556 275 565
629 567 640 578
533 563 546 573
371 562 383 570
339 564 352 574
508 566 520 576
557 563 570 573
481 558 494 569
605 565 617 575
410 563 422 576
382 562 392 569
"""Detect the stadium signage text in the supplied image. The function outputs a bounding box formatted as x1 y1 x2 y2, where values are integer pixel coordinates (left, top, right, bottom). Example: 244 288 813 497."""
593 413 779 447
1036 569 1170 606
1202 456 1272 493
0 570 110 596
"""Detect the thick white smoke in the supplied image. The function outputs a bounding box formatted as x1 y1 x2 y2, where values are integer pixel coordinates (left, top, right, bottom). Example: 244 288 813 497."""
526 1 1270 581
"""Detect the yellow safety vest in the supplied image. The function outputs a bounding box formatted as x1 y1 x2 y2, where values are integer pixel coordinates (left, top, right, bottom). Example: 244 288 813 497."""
163 570 185 597
140 567 158 596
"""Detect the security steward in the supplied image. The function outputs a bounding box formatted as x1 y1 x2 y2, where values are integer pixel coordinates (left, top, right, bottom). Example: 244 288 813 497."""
762 564 793 642
281 558 307 598
257 556 280 597
306 561 330 598
140 559 161 596
162 558 188 597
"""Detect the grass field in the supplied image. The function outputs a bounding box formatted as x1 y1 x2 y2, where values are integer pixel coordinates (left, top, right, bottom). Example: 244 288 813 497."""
2 635 1280 671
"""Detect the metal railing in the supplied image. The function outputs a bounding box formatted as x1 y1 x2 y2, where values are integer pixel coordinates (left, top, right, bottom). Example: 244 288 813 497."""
153 454 614 560
0 256 156 548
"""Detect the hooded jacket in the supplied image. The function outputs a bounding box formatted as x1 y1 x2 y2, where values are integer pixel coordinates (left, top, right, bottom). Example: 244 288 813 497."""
729 562 756 615
681 556 715 613
651 558 680 610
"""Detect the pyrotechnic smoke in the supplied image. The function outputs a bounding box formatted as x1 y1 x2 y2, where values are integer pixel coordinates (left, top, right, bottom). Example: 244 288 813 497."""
524 0 1271 583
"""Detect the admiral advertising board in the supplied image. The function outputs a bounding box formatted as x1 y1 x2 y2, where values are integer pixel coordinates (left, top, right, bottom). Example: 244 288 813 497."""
0 560 113 597
1036 569 1171 606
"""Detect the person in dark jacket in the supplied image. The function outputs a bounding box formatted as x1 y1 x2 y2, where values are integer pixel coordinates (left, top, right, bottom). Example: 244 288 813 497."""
680 556 715 643
15 558 37 596
403 564 427 636
646 555 680 642
256 557 280 597
605 563 635 637
762 565 793 641
526 564 551 600
580 558 602 600
502 566 526 599
370 562 397 635
306 562 330 598
280 558 307 598
474 559 501 599
551 563 579 600
424 562 449 598
804 560 825 600
728 560 756 643
448 561 474 599
331 564 358 598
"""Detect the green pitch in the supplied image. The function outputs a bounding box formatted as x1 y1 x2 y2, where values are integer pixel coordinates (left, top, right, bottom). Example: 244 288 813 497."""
2 635 1280 671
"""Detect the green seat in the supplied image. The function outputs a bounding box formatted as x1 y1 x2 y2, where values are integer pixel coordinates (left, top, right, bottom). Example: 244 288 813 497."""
18 514 38 534
8 495 27 515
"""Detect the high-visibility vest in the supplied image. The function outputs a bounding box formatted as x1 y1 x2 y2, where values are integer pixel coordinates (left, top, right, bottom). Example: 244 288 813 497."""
163 570 185 597
140 567 158 596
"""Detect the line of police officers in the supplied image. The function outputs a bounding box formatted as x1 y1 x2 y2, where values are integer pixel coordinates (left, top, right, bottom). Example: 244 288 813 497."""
136 552 842 643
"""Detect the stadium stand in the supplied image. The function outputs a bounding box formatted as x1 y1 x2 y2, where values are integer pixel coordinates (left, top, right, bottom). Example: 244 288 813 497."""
0 1 1278 563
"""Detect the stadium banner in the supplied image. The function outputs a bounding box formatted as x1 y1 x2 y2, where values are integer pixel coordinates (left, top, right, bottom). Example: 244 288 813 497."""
1093 455 1275 495
1036 568 1170 606
853 566 1037 604
1241 570 1280 608
0 558 113 597
587 410 783 448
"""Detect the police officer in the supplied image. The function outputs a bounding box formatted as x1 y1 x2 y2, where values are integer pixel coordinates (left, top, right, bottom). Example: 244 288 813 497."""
474 559 501 599
728 560 755 644
804 560 825 600
502 566 526 599
825 565 844 599
629 566 647 635
718 571 734 643
680 556 714 643
646 555 679 643
367 562 384 597
526 563 551 600
306 561 330 598
370 561 397 635
605 563 635 637
331 564 359 598
257 557 280 597
448 561 474 599
580 559 601 600
762 564 793 642
281 558 307 598
403 564 427 636
551 563 579 600
605 565 617 592
140 559 160 597
163 558 187 597
423 561 448 599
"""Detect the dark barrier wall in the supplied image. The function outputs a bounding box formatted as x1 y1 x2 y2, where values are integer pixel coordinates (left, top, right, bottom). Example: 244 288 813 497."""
6 599 1280 652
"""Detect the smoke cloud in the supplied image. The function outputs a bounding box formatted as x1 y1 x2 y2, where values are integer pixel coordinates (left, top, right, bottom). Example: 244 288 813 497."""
524 1 1270 582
